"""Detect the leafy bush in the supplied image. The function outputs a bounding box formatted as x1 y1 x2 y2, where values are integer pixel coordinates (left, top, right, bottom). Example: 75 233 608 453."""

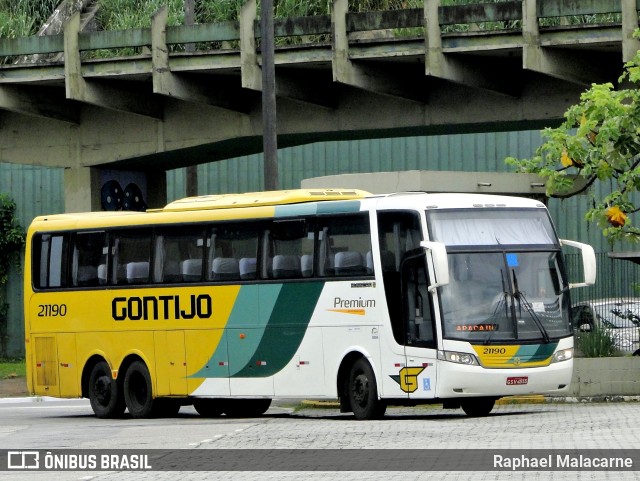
576 328 617 358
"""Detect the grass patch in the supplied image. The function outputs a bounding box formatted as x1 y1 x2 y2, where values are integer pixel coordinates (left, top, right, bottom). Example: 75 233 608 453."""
0 358 25 379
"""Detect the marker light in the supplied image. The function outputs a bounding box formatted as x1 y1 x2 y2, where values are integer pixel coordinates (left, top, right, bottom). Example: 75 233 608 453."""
551 348 573 363
438 350 479 366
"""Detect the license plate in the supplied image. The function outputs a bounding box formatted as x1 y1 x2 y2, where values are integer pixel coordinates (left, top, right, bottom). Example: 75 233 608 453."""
506 376 528 385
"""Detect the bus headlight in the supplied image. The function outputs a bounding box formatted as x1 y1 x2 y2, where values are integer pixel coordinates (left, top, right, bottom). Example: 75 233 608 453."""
438 350 479 366
551 348 573 363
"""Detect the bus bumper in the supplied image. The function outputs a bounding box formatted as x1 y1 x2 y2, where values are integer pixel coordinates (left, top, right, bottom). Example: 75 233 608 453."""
436 359 573 398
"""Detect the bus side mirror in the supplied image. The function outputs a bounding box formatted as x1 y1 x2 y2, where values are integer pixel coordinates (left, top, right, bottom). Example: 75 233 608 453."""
420 241 449 292
560 239 596 288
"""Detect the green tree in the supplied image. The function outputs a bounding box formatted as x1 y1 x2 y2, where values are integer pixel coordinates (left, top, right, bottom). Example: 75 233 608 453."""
0 194 25 356
506 45 640 244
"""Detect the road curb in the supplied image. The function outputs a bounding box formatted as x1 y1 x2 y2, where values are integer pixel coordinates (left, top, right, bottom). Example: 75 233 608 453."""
0 396 67 404
299 394 640 410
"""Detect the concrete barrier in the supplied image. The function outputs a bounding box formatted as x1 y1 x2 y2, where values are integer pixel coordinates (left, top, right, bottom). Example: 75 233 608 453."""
568 357 640 397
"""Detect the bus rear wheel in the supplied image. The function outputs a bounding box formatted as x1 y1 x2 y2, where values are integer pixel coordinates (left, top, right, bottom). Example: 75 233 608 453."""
460 397 495 417
88 361 125 419
348 358 386 420
124 361 154 419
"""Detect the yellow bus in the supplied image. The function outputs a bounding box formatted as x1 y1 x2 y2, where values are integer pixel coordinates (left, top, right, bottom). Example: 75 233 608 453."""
24 189 595 420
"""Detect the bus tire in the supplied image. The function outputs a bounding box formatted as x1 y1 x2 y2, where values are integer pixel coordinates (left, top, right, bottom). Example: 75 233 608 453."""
460 397 495 417
193 399 224 418
224 399 272 418
88 361 125 419
348 358 386 420
123 361 154 419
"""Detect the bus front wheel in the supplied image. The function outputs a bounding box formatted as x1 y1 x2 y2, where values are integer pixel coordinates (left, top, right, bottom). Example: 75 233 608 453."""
460 397 495 417
124 361 154 419
348 358 386 420
88 361 125 419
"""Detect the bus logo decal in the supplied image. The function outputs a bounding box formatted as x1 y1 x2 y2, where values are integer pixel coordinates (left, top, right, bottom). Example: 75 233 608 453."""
390 366 426 393
112 294 213 321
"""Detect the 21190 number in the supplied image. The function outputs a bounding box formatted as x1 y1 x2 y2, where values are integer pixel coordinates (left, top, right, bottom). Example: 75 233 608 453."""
37 304 67 317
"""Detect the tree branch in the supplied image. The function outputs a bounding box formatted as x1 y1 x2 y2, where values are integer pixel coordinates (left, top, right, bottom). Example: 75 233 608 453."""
549 175 598 199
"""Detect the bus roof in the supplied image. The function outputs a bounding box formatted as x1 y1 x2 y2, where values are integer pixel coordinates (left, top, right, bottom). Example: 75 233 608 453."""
160 189 371 212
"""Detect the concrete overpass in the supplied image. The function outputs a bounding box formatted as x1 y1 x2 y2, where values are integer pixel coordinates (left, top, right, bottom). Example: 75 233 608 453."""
0 0 638 211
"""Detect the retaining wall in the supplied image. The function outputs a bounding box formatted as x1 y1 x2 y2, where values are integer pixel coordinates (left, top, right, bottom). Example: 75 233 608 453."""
568 357 640 397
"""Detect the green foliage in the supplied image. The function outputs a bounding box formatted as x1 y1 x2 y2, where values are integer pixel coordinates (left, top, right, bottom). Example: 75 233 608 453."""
575 328 617 358
0 194 24 290
506 34 640 244
0 0 58 37
0 194 24 356
97 0 185 30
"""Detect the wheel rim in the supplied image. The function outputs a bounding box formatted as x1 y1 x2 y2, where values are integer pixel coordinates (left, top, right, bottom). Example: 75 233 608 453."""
352 372 369 407
93 374 112 406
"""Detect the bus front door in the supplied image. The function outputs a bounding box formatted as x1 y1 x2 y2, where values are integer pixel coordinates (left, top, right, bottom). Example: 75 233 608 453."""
401 253 438 400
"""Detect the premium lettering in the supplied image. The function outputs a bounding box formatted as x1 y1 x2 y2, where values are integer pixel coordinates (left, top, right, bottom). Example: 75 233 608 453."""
333 297 375 309
112 294 212 321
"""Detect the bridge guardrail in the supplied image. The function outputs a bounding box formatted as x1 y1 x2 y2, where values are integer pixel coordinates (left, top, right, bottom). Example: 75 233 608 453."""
0 0 636 62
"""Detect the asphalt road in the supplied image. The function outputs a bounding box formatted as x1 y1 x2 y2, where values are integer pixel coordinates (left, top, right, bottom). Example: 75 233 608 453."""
0 397 638 481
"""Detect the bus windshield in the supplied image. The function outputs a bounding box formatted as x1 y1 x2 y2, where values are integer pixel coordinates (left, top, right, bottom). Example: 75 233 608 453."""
438 251 570 342
427 209 571 343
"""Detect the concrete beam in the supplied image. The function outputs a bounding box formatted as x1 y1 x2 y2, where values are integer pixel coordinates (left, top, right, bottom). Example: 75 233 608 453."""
152 7 252 113
621 0 640 63
64 12 163 119
425 0 519 97
240 0 261 91
332 0 427 104
522 0 609 86
0 85 79 124
240 0 336 109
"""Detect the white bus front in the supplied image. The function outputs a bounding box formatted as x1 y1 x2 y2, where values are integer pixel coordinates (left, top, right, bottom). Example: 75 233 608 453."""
397 201 594 416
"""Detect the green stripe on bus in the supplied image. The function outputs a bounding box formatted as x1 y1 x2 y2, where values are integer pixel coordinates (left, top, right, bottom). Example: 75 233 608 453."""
274 200 361 217
511 343 558 363
190 284 281 378
232 281 325 377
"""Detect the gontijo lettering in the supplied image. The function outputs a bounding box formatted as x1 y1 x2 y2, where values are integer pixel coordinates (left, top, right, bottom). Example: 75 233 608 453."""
112 294 212 321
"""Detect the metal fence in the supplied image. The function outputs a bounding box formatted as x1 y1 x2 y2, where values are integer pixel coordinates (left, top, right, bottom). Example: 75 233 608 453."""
565 252 640 304
565 253 640 356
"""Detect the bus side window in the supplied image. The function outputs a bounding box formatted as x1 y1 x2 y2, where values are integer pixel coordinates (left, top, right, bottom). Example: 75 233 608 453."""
208 222 260 282
111 230 152 285
33 233 69 289
71 232 107 287
154 228 205 284
317 214 371 278
266 218 313 280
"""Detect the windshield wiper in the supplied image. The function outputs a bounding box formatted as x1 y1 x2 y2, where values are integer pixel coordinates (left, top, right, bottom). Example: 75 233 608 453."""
484 269 509 345
512 269 551 344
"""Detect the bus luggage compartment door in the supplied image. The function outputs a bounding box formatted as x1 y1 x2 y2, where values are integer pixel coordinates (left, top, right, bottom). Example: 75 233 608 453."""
33 336 60 397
